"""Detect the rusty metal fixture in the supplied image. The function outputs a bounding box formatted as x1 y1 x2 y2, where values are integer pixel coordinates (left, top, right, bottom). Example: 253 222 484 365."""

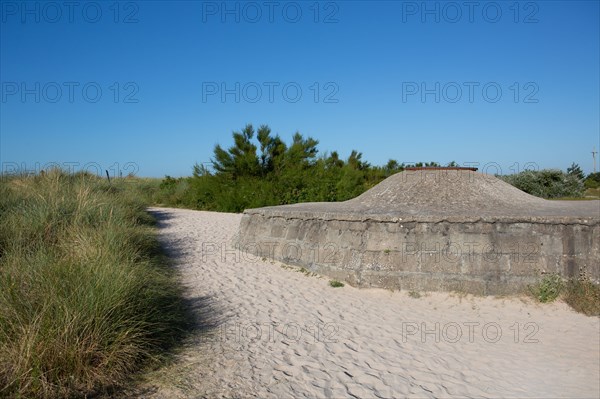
405 166 478 171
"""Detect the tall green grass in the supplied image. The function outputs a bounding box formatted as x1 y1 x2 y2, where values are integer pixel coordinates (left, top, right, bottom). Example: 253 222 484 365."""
0 170 188 398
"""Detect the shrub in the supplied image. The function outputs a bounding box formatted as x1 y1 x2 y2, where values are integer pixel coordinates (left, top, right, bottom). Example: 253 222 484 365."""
500 169 584 199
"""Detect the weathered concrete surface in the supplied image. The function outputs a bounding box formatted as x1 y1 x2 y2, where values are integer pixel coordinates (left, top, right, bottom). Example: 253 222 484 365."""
236 170 600 295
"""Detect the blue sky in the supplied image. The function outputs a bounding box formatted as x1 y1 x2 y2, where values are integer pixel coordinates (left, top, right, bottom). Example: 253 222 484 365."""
1 0 599 177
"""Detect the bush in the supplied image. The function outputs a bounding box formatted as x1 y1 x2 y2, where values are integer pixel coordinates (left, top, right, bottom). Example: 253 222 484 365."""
156 175 191 206
584 172 600 189
584 179 599 189
0 170 188 398
500 169 584 199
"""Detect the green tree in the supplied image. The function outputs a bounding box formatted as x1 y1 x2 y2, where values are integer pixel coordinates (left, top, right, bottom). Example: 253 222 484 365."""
567 162 585 180
257 124 287 176
283 132 319 169
384 159 404 175
212 124 260 178
347 150 370 170
325 151 345 169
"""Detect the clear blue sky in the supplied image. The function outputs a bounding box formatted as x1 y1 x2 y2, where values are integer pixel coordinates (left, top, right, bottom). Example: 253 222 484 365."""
1 0 599 177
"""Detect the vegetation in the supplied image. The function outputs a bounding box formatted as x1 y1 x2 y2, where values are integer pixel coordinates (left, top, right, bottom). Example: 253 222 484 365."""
528 271 600 316
499 169 585 199
529 273 564 303
329 280 345 288
0 170 188 398
563 275 600 316
156 124 450 212
298 267 317 277
584 172 600 189
566 162 585 180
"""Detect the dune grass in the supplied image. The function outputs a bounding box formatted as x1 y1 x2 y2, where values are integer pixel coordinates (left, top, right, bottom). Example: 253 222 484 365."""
0 170 188 398
528 272 600 316
563 277 600 316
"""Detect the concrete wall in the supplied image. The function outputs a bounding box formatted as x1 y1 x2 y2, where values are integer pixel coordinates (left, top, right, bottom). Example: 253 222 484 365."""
237 212 600 295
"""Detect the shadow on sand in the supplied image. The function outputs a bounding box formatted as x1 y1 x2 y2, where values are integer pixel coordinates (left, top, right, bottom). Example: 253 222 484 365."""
99 208 227 398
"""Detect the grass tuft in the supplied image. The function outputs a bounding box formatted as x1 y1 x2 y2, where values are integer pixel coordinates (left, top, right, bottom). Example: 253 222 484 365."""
329 280 344 288
529 273 564 303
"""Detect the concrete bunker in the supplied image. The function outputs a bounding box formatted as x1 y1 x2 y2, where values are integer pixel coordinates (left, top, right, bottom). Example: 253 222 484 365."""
236 168 600 295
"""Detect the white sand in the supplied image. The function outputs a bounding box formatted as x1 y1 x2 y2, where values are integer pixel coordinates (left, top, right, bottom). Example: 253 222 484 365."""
146 207 599 399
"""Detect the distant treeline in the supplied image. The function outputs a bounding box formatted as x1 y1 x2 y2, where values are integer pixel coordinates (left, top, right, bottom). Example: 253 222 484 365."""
157 124 598 211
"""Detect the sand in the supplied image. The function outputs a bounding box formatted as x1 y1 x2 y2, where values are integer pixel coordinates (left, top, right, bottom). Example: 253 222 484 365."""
144 207 600 399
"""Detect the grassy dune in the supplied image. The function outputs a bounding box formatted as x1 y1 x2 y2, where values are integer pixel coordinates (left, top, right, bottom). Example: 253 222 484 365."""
0 171 187 398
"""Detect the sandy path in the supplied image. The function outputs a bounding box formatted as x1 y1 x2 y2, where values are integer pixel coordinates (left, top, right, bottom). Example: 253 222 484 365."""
145 207 599 399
